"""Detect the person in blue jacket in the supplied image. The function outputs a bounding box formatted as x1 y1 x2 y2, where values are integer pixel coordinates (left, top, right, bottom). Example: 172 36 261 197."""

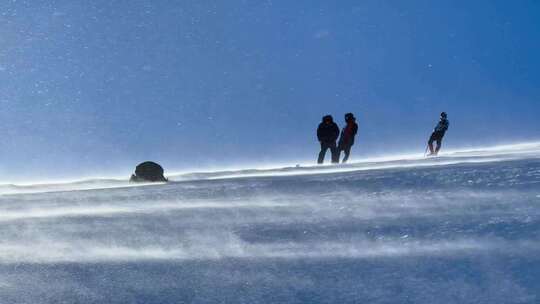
428 112 450 156
317 115 340 164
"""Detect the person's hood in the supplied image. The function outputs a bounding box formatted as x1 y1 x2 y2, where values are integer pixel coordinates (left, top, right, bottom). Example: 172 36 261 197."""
322 115 334 123
345 113 355 123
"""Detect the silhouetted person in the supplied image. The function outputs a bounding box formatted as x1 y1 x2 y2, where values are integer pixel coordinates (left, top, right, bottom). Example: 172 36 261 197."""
317 115 340 164
337 113 358 163
428 112 450 156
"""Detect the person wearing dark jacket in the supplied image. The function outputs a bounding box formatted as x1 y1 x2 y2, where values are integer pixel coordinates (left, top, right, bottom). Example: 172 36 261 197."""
317 115 340 164
337 113 358 163
427 112 450 156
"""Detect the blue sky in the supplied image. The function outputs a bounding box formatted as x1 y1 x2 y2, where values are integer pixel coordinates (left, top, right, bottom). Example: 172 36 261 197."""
1 1 539 180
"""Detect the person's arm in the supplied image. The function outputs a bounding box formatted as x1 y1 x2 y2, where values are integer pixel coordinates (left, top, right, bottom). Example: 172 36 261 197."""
435 122 443 132
332 124 340 141
353 123 358 136
317 124 323 141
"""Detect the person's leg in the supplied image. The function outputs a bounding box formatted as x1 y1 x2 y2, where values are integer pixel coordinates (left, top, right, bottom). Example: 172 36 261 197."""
428 133 436 154
330 142 339 164
435 137 443 154
318 143 329 164
342 145 352 163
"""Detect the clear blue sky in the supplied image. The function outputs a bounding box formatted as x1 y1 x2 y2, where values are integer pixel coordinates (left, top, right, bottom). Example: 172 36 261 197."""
1 1 539 180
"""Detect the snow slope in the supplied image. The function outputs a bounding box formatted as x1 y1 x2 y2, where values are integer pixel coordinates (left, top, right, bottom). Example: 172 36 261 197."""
1 143 540 303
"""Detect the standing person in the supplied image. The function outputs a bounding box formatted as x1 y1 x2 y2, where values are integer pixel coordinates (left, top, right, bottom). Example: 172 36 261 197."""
317 115 340 164
427 112 450 156
337 113 358 163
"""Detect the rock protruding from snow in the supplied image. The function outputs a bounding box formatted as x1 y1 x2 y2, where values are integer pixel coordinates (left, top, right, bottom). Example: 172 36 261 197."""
130 161 168 182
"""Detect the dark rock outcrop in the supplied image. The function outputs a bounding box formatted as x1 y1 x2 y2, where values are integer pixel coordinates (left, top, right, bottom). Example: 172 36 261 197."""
130 161 168 182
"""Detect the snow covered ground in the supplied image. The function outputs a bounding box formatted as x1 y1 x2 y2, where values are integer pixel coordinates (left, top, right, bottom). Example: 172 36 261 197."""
1 143 540 303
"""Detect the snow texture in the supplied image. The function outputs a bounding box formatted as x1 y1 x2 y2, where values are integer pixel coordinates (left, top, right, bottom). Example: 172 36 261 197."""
1 143 540 303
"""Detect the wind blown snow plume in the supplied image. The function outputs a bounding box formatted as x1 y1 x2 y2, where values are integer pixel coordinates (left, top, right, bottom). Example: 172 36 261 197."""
1 143 540 303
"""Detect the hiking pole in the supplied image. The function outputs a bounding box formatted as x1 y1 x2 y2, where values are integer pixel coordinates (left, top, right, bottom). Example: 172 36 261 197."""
424 144 429 157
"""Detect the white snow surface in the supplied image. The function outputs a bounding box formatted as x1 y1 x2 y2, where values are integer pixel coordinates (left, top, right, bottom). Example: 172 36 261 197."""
1 142 540 303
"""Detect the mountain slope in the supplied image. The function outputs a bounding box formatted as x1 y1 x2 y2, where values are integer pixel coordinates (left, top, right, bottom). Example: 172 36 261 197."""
0 143 539 303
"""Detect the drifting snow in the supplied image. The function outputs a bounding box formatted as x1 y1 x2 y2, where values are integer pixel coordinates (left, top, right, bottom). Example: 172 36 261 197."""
0 142 539 303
